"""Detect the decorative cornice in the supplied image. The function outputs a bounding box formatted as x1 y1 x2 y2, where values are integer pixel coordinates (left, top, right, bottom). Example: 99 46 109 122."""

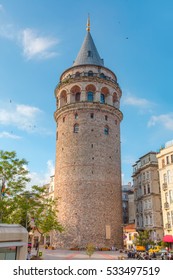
54 102 123 121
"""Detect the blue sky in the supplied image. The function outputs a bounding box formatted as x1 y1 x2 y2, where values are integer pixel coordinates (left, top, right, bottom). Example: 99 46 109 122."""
0 0 173 186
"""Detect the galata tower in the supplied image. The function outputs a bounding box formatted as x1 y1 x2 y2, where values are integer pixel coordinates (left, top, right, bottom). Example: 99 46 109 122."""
53 18 123 249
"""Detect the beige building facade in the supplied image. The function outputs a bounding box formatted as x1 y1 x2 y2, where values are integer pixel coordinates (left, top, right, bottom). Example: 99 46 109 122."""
133 152 163 242
156 140 173 238
53 21 123 249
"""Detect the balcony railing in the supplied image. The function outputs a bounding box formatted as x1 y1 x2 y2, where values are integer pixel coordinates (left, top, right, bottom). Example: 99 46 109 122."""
59 72 117 86
162 182 168 191
165 223 172 230
164 202 169 209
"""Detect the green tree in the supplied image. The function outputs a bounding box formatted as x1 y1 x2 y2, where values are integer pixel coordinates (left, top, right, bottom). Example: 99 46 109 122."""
135 230 152 248
0 150 63 235
86 243 95 258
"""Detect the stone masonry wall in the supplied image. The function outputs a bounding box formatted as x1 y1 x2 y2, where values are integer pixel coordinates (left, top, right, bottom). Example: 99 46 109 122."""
54 102 123 248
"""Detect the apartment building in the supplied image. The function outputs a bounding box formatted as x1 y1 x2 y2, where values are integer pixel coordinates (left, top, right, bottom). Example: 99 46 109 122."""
132 152 163 242
122 183 134 224
156 140 173 238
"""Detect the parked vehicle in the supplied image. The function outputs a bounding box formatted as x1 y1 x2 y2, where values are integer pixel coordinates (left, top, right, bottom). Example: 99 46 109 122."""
136 245 145 252
148 246 161 253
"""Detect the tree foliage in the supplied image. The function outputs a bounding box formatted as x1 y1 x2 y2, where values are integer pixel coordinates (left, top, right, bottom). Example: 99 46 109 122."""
0 150 63 234
134 230 152 247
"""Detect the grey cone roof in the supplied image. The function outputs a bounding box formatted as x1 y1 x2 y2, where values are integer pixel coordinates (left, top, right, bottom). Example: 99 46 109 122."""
73 31 104 67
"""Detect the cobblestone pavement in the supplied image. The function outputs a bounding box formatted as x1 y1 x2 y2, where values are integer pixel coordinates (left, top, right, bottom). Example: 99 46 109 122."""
31 248 127 260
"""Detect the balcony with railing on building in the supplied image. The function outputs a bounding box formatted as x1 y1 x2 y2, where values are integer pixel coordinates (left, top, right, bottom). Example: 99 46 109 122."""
58 71 118 87
164 201 169 209
162 182 168 191
165 222 172 230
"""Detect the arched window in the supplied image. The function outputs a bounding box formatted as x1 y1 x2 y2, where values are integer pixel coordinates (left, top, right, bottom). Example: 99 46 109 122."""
100 73 105 79
56 98 59 108
75 72 80 77
100 93 105 104
88 71 93 77
104 126 109 135
75 113 78 119
87 91 94 102
75 92 81 102
74 124 79 133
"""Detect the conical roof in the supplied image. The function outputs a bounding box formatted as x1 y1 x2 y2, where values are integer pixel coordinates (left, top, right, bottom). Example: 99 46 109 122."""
73 31 104 67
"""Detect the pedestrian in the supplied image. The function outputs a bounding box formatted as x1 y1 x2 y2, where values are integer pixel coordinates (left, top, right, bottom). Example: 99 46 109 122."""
152 252 156 259
168 252 171 260
35 241 39 251
26 248 32 260
161 252 164 260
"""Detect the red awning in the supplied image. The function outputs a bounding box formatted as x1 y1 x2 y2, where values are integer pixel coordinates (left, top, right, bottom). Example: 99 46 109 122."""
163 235 173 243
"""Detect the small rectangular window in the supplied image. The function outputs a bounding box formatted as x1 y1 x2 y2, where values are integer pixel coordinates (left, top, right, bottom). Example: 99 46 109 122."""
105 115 108 121
171 154 173 163
166 156 170 164
90 113 94 118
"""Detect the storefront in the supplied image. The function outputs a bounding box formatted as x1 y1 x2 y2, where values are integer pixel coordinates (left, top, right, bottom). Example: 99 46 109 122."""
0 224 28 260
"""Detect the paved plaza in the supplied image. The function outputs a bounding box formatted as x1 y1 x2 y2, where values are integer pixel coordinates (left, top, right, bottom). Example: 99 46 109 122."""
31 248 127 260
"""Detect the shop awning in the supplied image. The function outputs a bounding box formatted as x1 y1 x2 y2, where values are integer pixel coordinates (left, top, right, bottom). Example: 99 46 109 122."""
162 235 173 243
0 241 27 248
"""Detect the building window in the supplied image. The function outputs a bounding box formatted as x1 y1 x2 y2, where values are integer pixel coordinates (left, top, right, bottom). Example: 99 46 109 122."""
75 113 78 119
87 91 94 102
171 154 173 163
163 173 167 183
75 72 80 77
143 185 146 195
105 115 108 121
56 98 59 108
100 93 105 103
167 212 171 223
100 73 105 79
166 156 170 165
147 184 150 194
145 215 148 226
162 159 165 168
88 70 93 76
74 124 79 133
150 214 152 225
167 170 171 183
169 190 173 203
115 120 117 125
63 117 65 122
104 126 109 135
88 51 92 57
171 211 173 225
75 92 81 102
90 113 94 119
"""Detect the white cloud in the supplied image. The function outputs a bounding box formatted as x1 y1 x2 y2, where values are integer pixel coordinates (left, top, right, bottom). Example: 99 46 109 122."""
0 24 16 40
0 131 21 139
0 102 42 133
21 28 58 60
0 19 59 60
148 113 173 131
0 4 4 12
29 160 55 187
123 94 151 107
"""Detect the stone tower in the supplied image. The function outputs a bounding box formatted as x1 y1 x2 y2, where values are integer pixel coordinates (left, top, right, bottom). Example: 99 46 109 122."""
53 19 123 249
